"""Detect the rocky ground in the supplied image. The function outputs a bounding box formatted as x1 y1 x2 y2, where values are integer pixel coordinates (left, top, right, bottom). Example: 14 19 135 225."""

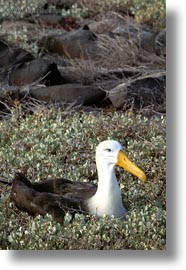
0 0 166 118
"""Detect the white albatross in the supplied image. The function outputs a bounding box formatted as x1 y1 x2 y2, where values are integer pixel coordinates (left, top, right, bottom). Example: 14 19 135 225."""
87 140 146 219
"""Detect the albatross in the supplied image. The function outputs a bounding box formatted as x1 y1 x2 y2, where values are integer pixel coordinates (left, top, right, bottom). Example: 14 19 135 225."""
0 140 146 223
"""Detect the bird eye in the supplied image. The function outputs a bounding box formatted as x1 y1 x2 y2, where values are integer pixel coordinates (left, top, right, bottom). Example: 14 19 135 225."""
104 148 112 152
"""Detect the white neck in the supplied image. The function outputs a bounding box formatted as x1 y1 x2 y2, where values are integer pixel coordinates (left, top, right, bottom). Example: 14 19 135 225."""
88 160 127 218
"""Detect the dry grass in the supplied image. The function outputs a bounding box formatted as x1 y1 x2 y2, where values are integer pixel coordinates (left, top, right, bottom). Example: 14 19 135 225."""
76 0 131 17
95 34 138 68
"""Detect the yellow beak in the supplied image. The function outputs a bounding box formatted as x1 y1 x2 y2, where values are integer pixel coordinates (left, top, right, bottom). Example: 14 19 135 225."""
117 150 146 182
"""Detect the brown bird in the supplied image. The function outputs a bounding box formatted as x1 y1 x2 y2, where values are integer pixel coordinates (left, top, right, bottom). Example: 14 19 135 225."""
0 140 146 223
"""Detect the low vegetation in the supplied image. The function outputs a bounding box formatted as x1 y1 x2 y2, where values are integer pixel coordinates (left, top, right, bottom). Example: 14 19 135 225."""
77 0 165 30
0 108 166 250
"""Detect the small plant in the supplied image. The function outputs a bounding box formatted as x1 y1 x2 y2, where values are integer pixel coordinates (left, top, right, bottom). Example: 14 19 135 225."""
0 0 47 56
130 0 166 30
0 0 47 20
0 24 39 56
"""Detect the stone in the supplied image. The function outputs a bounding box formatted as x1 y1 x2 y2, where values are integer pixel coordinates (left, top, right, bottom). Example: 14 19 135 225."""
39 25 98 59
0 39 33 68
155 29 166 56
109 71 166 110
8 58 66 86
30 83 106 106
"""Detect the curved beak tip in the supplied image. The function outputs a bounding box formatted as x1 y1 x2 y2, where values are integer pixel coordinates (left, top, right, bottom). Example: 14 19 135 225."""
139 173 147 182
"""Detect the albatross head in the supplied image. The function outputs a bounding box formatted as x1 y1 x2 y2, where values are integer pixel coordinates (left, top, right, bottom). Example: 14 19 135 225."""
96 140 146 182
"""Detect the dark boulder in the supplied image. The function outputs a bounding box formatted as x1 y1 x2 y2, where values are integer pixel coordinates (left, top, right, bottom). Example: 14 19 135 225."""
30 83 106 106
155 29 166 56
8 58 66 86
109 71 166 111
39 25 98 59
0 39 34 68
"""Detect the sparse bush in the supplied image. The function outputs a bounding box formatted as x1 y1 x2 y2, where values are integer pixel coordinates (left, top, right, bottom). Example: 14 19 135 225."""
0 0 47 55
0 0 47 20
130 0 166 30
77 0 165 29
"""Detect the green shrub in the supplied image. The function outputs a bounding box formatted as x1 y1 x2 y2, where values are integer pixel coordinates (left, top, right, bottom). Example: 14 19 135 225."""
0 205 165 250
0 108 166 250
130 0 166 29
